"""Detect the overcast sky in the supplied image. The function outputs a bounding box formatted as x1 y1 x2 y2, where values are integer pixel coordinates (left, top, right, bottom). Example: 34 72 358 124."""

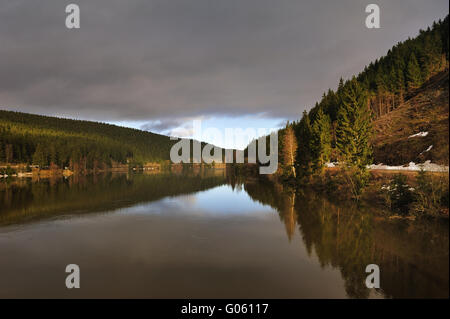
0 0 448 147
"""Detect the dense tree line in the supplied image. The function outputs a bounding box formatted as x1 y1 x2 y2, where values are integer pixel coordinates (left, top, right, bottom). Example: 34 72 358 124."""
309 15 448 122
0 110 177 170
277 15 449 180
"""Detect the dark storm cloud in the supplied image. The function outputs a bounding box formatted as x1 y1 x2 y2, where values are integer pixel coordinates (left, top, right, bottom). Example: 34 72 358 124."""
0 0 448 122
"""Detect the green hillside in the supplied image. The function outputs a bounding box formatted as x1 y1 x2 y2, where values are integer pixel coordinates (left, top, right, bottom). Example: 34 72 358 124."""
0 110 177 169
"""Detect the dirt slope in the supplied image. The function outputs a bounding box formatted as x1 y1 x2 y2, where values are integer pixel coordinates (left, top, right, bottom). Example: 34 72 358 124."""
372 69 449 166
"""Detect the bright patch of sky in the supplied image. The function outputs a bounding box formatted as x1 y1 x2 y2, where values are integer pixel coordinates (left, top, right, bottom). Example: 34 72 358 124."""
108 115 286 150
116 184 275 217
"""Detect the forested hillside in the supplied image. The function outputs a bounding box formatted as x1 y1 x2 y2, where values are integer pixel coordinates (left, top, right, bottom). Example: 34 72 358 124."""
0 110 176 169
276 15 449 178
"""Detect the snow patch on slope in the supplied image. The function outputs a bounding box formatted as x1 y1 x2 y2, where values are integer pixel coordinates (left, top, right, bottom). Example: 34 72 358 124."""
408 131 428 138
369 160 448 172
419 145 433 155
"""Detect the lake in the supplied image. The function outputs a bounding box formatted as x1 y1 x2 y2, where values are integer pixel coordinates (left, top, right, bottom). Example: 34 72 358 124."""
0 170 448 298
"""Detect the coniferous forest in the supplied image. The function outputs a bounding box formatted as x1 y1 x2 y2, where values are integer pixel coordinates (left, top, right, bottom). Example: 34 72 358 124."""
0 110 177 170
276 15 449 180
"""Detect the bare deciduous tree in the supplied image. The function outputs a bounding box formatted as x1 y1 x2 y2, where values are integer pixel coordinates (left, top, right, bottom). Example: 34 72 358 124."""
282 126 297 178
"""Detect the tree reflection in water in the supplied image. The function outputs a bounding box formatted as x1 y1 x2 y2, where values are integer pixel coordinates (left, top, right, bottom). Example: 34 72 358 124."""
243 178 449 299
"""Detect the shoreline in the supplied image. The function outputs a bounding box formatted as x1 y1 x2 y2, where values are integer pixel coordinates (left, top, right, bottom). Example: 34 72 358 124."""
2 162 449 179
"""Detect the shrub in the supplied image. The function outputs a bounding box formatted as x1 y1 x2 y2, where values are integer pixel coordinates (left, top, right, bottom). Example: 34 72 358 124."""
339 166 370 201
384 174 415 215
412 170 449 217
0 166 17 176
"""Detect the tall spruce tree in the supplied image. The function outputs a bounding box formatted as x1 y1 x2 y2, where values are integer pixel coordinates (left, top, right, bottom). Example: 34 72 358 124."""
406 53 422 90
0 144 4 163
311 108 332 172
395 67 405 104
336 78 372 169
32 143 48 168
295 111 313 176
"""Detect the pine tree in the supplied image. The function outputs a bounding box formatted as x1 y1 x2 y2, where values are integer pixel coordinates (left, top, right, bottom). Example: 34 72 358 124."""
5 144 13 163
326 89 339 122
282 125 298 178
395 67 405 104
338 77 344 92
70 148 82 171
0 144 4 163
49 144 59 168
311 108 332 172
296 111 313 176
32 143 48 168
375 72 388 115
406 53 422 90
336 78 372 169
0 143 6 163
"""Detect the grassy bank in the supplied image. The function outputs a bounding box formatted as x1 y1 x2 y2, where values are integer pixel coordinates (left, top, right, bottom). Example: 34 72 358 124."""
304 168 449 219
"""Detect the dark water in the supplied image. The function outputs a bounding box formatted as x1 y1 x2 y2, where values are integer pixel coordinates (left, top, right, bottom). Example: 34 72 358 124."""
0 171 448 298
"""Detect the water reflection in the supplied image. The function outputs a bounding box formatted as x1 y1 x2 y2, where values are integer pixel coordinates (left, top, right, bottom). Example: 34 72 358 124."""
0 171 448 298
0 170 227 226
244 179 449 299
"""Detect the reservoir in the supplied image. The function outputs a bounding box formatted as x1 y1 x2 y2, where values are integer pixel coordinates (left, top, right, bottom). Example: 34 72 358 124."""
0 171 448 298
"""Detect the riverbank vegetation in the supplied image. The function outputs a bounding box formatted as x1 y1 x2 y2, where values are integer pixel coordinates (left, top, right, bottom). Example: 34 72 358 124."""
308 169 449 218
270 16 449 218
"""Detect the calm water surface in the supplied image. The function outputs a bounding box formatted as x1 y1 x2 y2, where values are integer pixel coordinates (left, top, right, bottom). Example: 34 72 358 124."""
0 171 448 298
